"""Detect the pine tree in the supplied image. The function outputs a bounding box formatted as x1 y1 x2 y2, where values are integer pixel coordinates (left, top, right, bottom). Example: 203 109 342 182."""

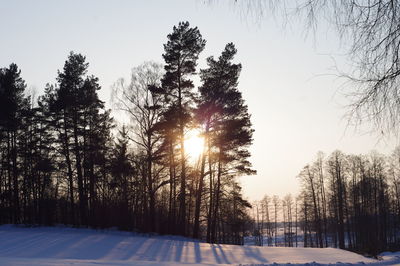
197 43 255 242
161 21 206 236
50 52 110 226
0 63 28 223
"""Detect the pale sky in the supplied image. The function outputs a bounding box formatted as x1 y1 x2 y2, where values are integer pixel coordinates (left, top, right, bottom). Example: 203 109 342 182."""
1 0 398 201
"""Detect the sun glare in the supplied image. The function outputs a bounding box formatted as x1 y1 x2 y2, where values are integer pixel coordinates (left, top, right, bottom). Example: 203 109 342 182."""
184 130 205 160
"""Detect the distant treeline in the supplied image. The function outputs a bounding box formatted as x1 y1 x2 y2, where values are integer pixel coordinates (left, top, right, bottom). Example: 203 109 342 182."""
253 150 400 255
0 21 255 244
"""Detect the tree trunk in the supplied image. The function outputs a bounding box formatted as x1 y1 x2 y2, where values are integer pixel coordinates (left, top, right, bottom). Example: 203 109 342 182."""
211 151 222 243
62 111 75 224
177 72 187 236
72 110 86 226
193 122 209 238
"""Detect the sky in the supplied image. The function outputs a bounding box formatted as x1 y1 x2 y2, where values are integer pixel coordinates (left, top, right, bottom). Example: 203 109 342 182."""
1 0 398 201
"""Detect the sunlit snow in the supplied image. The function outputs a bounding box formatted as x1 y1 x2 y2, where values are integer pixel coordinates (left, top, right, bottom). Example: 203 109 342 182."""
0 225 398 266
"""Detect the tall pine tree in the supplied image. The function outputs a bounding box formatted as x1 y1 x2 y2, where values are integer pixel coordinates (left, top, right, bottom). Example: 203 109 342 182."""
197 43 255 242
161 21 206 236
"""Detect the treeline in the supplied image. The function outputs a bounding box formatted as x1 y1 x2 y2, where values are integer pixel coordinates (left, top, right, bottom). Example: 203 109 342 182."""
0 21 255 244
297 150 400 255
254 149 400 255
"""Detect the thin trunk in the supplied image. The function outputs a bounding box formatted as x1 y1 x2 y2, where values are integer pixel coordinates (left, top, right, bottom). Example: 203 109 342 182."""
206 138 213 243
12 132 19 223
62 111 75 224
168 137 175 233
177 69 187 236
211 151 222 243
73 110 86 226
193 122 209 238
147 134 155 232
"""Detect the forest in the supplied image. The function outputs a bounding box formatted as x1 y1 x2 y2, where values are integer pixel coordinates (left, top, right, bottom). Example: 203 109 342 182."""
0 21 255 244
253 149 400 255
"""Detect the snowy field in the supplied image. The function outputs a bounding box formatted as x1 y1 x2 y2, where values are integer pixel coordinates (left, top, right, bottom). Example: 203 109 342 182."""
0 225 398 266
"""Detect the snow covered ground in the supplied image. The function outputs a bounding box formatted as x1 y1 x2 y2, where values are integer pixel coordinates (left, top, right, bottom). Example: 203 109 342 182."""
0 225 398 266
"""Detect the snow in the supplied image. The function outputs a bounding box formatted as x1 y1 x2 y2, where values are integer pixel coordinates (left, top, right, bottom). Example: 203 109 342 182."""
0 225 397 266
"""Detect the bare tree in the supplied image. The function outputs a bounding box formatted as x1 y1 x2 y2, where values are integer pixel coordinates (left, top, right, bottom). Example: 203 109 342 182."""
272 195 280 246
300 0 400 138
262 195 273 245
283 194 294 247
211 0 400 137
111 61 166 232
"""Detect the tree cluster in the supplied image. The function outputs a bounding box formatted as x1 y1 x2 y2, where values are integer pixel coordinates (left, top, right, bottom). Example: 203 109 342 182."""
252 148 400 255
252 194 299 248
0 21 255 244
297 149 400 255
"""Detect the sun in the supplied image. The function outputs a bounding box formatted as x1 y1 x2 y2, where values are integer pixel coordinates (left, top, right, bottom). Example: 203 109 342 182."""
184 130 205 160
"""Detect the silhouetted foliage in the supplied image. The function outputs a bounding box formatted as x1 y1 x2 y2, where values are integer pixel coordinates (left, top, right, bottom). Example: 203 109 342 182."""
0 22 254 245
159 21 206 236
